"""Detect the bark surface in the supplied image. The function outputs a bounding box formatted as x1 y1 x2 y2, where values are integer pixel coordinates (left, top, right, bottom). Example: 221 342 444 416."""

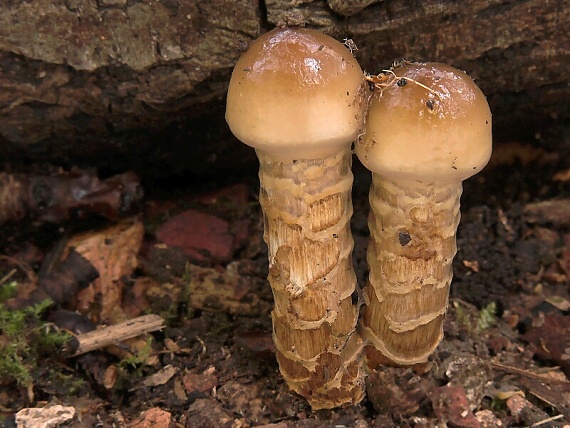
0 0 568 175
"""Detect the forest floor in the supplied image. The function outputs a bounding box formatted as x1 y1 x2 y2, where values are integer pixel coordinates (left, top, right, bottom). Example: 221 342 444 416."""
0 135 569 427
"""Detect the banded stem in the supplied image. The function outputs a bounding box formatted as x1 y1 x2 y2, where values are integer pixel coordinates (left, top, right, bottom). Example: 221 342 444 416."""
360 175 461 367
258 148 364 409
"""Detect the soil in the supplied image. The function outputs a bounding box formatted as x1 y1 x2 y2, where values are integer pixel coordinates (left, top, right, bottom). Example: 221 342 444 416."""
0 129 570 427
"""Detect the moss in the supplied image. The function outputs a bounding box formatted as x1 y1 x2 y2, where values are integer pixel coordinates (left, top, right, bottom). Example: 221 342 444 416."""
117 336 154 383
454 300 497 334
0 298 69 387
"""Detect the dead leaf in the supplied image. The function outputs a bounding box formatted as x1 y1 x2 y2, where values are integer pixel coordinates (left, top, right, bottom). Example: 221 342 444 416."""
142 365 178 387
519 377 570 420
522 312 570 376
127 407 172 428
235 331 275 356
183 370 218 394
187 399 232 427
545 296 570 311
164 338 181 352
66 218 144 322
104 365 118 389
123 276 154 318
173 377 187 402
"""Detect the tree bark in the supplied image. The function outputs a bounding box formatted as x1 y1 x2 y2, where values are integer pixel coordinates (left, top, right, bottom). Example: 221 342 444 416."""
0 0 568 176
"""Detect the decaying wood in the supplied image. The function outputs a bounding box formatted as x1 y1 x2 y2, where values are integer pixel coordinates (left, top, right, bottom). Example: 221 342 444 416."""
65 218 145 323
0 0 568 174
259 149 365 409
0 170 142 225
69 314 165 356
7 250 99 310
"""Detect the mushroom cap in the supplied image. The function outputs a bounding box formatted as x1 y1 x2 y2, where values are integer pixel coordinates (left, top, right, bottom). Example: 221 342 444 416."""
226 27 366 161
356 62 492 184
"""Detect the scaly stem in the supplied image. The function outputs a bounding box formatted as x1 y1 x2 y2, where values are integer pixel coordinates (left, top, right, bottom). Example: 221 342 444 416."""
360 175 461 368
257 148 364 409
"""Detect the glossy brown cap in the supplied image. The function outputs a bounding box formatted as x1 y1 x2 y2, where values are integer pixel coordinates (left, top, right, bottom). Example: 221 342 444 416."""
226 27 366 161
356 62 492 184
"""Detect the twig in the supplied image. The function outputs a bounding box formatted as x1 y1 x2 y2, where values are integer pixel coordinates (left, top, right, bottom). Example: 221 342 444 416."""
531 414 564 427
491 362 570 385
0 268 17 286
0 255 38 284
69 314 165 356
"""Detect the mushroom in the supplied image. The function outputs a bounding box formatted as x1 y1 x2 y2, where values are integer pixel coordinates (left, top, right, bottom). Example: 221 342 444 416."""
355 62 492 368
226 27 367 408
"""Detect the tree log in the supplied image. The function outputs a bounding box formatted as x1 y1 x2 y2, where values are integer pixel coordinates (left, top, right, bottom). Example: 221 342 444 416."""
0 0 568 178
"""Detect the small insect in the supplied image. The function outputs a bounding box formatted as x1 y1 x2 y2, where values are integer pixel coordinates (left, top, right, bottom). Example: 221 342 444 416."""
391 58 409 69
343 38 358 54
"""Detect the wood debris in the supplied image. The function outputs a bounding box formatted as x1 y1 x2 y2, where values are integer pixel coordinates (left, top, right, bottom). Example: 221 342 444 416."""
69 314 165 356
0 170 142 225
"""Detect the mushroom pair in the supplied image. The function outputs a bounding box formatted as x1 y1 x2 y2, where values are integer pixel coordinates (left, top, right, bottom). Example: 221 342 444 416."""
226 28 492 409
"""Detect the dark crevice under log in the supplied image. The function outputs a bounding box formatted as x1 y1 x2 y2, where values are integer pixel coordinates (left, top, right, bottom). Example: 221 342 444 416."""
0 0 569 180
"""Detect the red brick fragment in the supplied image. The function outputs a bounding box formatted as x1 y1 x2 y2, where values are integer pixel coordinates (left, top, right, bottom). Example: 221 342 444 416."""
156 209 235 263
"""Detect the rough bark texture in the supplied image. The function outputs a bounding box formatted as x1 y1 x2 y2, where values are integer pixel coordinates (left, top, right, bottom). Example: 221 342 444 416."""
361 177 459 368
258 149 364 409
0 0 568 177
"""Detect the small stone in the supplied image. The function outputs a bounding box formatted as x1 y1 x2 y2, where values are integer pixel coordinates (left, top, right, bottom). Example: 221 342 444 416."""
15 405 75 428
431 384 480 428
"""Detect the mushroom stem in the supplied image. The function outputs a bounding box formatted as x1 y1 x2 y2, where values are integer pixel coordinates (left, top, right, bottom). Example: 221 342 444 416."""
360 176 461 367
225 27 368 407
258 147 364 409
